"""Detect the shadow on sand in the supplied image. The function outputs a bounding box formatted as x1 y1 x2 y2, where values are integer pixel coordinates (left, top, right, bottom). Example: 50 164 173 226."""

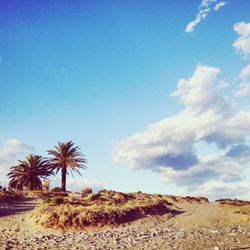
0 197 39 217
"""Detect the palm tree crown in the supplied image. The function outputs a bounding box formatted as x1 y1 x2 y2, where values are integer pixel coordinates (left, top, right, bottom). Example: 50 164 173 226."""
48 141 87 192
8 154 51 191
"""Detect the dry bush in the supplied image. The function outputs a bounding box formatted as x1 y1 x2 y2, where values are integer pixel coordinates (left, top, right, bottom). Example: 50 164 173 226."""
51 191 69 197
50 187 62 192
81 187 92 195
185 196 209 203
43 197 65 205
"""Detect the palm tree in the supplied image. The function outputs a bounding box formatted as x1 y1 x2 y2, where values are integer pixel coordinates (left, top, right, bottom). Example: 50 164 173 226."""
8 155 51 191
48 141 87 192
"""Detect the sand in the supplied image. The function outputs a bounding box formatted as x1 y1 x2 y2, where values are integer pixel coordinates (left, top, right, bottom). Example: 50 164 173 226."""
0 198 250 250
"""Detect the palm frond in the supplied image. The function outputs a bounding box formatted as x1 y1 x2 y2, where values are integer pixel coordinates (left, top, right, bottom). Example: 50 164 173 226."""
47 141 87 191
8 154 52 191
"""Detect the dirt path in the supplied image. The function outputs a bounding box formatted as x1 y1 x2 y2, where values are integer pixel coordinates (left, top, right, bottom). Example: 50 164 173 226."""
169 202 227 228
171 201 250 228
0 198 40 217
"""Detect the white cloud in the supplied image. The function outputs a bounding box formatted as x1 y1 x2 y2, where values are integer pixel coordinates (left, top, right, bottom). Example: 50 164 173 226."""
218 79 229 89
200 0 217 8
112 65 250 199
185 0 226 33
66 178 105 192
239 64 250 79
214 1 225 11
0 139 34 186
185 8 209 33
0 138 34 159
188 181 250 200
238 83 250 96
237 64 250 96
161 153 249 187
233 22 250 58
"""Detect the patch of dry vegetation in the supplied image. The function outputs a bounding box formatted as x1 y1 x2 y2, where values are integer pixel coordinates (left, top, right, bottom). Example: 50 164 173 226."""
215 198 250 206
23 190 69 199
215 198 250 224
0 191 23 203
30 190 208 230
0 190 68 204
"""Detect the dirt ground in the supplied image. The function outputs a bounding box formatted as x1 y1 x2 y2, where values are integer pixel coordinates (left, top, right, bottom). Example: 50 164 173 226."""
0 197 249 249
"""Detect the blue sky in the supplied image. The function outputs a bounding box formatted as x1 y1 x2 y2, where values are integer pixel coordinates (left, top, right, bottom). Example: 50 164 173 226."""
0 0 250 200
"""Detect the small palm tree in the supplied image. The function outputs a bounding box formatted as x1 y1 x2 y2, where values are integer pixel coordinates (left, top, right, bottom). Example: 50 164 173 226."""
48 141 87 192
8 155 51 191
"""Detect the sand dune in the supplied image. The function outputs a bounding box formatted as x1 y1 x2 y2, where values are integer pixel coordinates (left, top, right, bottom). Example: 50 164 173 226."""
0 193 250 249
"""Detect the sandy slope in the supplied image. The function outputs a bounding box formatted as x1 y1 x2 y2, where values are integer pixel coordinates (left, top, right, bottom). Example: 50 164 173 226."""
0 198 250 250
171 201 250 228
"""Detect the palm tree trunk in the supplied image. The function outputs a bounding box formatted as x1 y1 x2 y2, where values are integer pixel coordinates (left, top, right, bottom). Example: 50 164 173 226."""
61 167 67 192
28 182 33 191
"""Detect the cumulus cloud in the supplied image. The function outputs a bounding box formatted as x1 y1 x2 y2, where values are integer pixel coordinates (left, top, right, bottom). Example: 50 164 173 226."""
66 178 105 192
112 65 250 199
226 144 250 158
0 139 34 159
239 64 250 79
161 154 247 187
237 64 250 96
188 181 250 200
233 22 250 58
185 0 226 33
238 83 250 97
0 139 34 186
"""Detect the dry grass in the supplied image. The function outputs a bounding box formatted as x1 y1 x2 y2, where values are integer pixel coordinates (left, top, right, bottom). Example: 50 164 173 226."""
215 198 250 206
0 190 69 203
215 198 250 221
23 190 69 199
0 191 23 203
30 190 208 230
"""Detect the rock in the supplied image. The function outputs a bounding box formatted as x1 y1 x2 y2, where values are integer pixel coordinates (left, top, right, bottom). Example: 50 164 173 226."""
209 230 219 234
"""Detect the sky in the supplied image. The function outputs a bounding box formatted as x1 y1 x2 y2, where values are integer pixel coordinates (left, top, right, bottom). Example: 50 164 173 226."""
0 0 250 200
